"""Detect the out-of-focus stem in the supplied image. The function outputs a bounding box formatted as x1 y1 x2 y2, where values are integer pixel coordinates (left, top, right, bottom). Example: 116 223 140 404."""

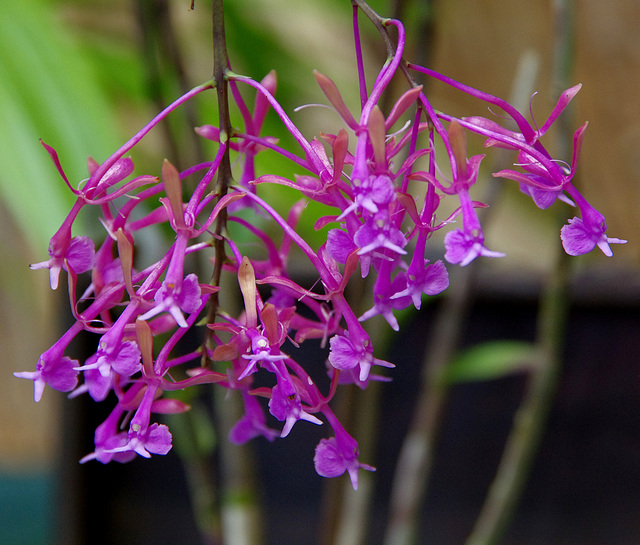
174 406 223 545
464 247 569 545
464 2 574 544
134 0 205 170
383 265 477 545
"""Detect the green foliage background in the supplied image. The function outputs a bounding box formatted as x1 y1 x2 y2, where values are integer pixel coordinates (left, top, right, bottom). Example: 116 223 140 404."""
1 0 390 253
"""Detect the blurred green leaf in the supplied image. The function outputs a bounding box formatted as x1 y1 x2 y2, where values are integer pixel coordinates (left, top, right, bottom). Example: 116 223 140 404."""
0 0 125 251
440 340 536 384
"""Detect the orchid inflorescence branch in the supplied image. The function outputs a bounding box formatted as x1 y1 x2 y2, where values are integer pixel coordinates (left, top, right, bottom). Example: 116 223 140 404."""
17 1 625 490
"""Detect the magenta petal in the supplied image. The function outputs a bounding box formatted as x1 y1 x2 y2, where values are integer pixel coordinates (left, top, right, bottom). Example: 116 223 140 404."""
230 415 274 444
370 175 395 205
444 229 504 266
327 229 356 264
570 122 588 176
230 394 278 444
84 367 112 402
65 237 95 273
443 229 469 264
144 423 173 455
178 274 202 313
560 217 597 256
328 335 359 370
423 260 449 295
520 183 561 209
40 140 75 192
110 341 142 376
93 432 136 464
267 384 290 422
314 437 347 478
43 356 79 392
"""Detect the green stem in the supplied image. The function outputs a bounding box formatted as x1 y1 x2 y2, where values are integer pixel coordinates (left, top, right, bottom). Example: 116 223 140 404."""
465 249 570 545
383 265 477 545
171 405 223 545
464 3 574 543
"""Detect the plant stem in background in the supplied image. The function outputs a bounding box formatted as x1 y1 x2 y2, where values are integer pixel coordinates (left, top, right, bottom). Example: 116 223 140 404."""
464 2 575 544
383 264 478 545
464 246 569 545
134 0 205 170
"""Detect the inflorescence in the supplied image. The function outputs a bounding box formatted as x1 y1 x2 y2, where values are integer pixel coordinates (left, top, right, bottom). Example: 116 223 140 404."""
16 7 625 490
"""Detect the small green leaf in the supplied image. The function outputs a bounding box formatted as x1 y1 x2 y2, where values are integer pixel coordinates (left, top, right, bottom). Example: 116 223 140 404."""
439 340 536 384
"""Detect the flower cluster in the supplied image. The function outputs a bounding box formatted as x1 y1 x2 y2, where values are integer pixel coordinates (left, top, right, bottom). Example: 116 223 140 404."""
16 6 624 490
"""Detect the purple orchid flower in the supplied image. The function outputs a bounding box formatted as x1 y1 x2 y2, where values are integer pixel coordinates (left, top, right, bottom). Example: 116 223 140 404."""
560 194 627 256
30 235 95 290
138 273 202 328
313 422 375 491
268 382 322 438
230 392 279 444
14 352 79 403
72 339 142 401
328 331 394 382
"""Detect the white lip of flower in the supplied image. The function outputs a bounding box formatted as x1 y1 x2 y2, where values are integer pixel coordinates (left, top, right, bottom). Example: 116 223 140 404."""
242 335 287 363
